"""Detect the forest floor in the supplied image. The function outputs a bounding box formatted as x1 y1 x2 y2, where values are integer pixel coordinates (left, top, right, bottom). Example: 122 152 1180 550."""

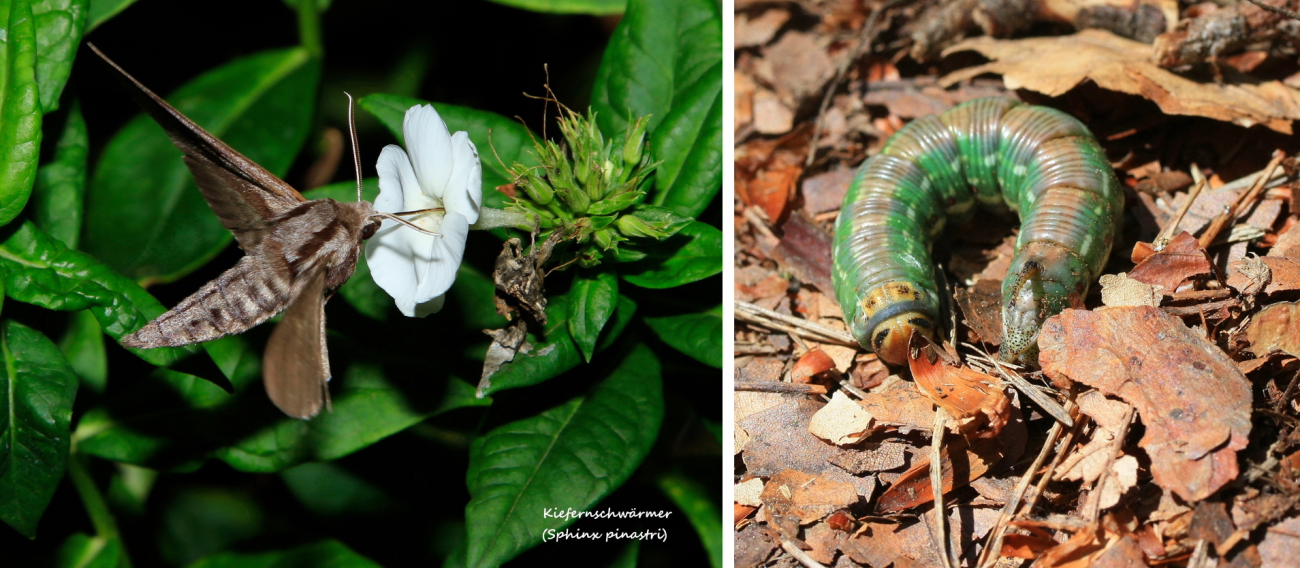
733 0 1300 566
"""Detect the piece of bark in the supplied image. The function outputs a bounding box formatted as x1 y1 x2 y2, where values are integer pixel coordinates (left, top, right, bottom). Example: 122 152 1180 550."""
1246 301 1300 358
760 469 858 531
770 212 835 294
1039 307 1252 502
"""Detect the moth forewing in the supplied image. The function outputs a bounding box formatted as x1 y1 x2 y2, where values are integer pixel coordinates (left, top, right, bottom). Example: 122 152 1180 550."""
94 44 385 419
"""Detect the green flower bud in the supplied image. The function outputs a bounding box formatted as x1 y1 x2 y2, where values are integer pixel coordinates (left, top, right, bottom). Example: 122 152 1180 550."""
560 184 589 214
587 190 644 216
616 213 666 239
524 171 555 204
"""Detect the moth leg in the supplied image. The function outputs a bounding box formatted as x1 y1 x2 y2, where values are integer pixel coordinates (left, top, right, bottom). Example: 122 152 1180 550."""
263 269 329 419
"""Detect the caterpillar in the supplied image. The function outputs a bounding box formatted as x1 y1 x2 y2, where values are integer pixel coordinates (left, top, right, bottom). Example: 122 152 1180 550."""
832 98 1123 366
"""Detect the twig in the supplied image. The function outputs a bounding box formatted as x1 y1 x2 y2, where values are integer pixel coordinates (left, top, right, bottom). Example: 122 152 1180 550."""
781 539 828 568
967 345 1073 428
806 0 911 167
930 408 956 568
735 300 860 346
1084 404 1135 522
1246 0 1300 20
976 401 1074 568
735 381 829 395
1199 151 1285 248
1022 411 1086 517
1156 177 1206 246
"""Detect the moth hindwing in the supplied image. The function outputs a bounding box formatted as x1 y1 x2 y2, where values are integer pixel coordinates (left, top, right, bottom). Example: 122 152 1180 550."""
93 44 382 419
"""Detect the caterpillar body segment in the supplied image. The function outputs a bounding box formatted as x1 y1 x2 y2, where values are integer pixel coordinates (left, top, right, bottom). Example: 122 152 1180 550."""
832 98 1124 365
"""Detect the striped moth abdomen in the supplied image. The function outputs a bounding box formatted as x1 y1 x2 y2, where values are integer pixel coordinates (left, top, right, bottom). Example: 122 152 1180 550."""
832 98 1123 365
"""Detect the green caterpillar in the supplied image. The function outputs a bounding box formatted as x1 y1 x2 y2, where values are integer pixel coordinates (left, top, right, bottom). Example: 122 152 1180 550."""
832 98 1123 365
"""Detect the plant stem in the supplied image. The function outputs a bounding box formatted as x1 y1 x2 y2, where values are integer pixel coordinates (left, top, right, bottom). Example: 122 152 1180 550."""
67 452 118 540
295 0 324 59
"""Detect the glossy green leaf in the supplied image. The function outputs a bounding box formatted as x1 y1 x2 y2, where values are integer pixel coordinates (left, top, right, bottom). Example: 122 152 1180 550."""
465 343 663 568
657 472 721 568
0 221 197 368
568 267 617 362
85 0 133 31
0 320 79 538
58 309 106 392
76 361 488 472
591 0 718 134
32 98 86 248
359 93 538 201
483 0 623 14
185 540 382 568
649 71 720 217
643 305 720 367
84 48 321 284
0 0 43 226
55 532 124 568
32 0 87 113
620 221 720 289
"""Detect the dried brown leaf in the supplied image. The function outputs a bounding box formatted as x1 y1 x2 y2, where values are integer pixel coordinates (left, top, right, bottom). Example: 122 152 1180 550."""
1128 232 1214 295
1039 307 1252 502
941 30 1300 133
760 469 858 527
1246 301 1300 358
857 379 937 430
1229 256 1300 295
908 333 1011 437
808 390 875 445
875 435 1004 512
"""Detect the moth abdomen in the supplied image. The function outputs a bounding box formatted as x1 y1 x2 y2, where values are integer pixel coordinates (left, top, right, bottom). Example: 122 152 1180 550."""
122 255 294 348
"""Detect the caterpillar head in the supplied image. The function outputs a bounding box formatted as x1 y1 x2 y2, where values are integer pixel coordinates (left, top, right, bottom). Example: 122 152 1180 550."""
852 281 936 366
1000 261 1045 365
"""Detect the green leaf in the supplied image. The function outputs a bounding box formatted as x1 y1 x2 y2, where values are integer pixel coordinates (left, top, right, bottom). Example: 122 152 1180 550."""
0 320 79 538
32 0 88 113
55 532 124 568
76 361 489 472
483 0 624 15
58 309 106 392
629 205 692 238
568 267 618 362
657 472 721 568
160 487 262 566
85 0 133 31
465 343 664 568
32 98 86 248
620 221 720 289
0 221 198 368
185 540 383 568
84 48 321 284
649 72 720 218
0 0 43 226
281 462 390 516
644 305 720 368
359 93 538 202
591 0 719 135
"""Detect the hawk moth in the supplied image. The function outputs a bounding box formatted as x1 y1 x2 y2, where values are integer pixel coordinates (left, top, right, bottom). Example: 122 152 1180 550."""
832 98 1123 366
92 45 423 418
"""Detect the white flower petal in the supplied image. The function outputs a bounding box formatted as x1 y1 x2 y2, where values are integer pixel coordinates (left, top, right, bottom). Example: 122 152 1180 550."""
413 293 446 317
365 221 438 318
412 211 469 305
402 104 452 201
374 145 425 213
443 131 482 225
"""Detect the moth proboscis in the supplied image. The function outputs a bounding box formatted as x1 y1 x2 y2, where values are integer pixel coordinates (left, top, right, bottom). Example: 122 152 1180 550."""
92 44 433 419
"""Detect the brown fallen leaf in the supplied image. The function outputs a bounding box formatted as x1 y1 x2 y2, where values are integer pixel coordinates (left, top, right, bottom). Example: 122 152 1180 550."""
1099 272 1163 307
808 390 875 445
1127 232 1215 295
791 348 835 383
940 29 1300 133
1229 256 1300 295
740 397 841 476
1259 515 1300 567
760 469 858 529
1246 301 1300 358
1038 307 1252 502
1001 533 1057 559
908 333 1011 437
827 441 908 474
803 523 845 565
875 434 1005 512
843 507 1000 567
857 379 937 431
955 278 1004 346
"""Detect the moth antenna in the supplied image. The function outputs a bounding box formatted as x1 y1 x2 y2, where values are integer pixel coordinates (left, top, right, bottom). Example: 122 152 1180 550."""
345 91 363 203
371 212 442 237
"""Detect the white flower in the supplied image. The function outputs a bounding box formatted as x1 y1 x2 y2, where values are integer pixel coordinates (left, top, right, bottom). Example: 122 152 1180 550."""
366 104 482 317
